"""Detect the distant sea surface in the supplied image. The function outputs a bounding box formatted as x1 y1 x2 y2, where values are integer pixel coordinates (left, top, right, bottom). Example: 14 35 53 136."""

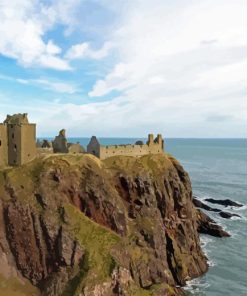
55 138 247 295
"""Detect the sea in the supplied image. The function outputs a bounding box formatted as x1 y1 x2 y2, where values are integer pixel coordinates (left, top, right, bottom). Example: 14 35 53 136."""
52 137 247 296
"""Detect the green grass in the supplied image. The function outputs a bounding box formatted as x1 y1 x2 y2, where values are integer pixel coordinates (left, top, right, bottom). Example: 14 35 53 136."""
0 274 39 296
64 204 122 290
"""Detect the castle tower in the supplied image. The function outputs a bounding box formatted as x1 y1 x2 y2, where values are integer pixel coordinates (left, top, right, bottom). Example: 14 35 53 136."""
4 113 36 166
0 124 8 166
147 134 154 145
156 134 164 150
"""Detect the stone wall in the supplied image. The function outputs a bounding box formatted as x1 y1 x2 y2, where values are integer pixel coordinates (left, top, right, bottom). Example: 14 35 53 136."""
20 124 37 165
87 134 164 160
0 124 8 167
68 143 85 154
7 124 22 166
99 143 163 160
7 124 36 166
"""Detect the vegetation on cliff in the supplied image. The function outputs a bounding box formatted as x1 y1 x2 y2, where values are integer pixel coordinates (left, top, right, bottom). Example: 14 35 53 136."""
0 153 228 296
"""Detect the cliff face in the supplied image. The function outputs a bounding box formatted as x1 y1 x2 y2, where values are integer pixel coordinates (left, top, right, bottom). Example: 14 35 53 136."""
0 153 215 296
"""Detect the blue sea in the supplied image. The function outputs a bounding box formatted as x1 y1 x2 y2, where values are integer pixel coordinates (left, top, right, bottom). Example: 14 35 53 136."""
64 138 247 295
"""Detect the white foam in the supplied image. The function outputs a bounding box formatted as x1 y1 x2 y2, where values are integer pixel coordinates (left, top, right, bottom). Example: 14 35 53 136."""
208 259 216 267
184 277 210 294
231 215 246 221
200 236 213 248
234 204 247 211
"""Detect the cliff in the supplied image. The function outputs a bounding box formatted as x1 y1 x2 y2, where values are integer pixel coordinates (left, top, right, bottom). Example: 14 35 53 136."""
0 153 227 296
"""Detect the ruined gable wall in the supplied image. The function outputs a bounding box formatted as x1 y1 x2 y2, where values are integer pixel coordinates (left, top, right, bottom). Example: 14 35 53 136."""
52 135 68 153
21 124 37 165
87 137 100 158
99 142 163 160
0 124 8 167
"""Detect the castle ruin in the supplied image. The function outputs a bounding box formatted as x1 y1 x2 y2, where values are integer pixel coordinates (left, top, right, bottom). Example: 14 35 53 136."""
0 113 36 166
52 129 85 154
0 113 165 166
87 134 164 160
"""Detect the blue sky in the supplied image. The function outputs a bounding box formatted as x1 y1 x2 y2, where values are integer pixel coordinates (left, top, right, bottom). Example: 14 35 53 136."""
0 0 247 137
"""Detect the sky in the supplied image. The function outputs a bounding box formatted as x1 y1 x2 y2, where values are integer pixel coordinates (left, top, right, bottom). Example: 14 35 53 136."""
0 0 247 138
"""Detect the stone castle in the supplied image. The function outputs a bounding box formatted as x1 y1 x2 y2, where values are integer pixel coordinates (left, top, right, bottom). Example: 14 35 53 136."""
0 113 164 166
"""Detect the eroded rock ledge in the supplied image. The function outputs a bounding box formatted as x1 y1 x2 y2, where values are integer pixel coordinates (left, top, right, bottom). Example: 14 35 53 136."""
0 154 228 296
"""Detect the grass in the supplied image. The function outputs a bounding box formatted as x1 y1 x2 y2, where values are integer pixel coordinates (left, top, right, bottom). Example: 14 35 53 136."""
64 204 122 291
0 274 39 296
103 153 173 178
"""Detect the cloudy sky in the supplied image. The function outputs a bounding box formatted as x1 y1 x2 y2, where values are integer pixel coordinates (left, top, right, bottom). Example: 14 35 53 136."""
0 0 246 137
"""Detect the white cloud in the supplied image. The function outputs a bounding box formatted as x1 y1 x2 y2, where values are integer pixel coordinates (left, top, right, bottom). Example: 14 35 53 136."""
1 0 247 137
88 63 132 97
33 79 79 94
38 55 71 71
66 41 113 60
0 0 75 70
46 40 62 55
0 74 78 94
86 0 247 137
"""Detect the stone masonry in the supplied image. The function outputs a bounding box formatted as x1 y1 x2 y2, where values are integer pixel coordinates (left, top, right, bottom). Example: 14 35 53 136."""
87 134 164 160
0 113 36 166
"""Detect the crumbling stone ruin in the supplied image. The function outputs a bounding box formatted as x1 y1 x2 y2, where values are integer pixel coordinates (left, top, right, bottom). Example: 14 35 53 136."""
87 134 164 160
0 113 165 166
0 113 36 166
52 129 68 153
52 129 85 154
67 142 85 154
36 139 53 155
37 139 52 149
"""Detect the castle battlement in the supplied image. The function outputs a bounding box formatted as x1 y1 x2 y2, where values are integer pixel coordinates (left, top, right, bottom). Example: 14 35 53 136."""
87 134 164 160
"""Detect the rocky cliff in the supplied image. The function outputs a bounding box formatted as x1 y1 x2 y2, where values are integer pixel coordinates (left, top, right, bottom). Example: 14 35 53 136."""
0 153 228 296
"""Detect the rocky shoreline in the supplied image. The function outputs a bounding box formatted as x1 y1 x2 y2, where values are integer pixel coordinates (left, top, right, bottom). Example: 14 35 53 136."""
193 196 242 220
0 153 230 295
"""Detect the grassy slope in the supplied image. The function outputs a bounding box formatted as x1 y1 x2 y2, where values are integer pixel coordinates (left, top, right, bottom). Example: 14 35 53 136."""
0 274 40 296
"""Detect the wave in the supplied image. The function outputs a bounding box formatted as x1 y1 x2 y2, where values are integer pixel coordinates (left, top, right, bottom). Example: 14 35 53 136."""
184 277 210 295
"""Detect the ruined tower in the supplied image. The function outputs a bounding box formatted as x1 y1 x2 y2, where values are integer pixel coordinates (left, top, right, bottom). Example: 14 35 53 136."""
0 113 37 166
0 124 8 166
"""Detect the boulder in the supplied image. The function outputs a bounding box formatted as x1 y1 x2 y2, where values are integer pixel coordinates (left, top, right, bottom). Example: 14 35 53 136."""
196 209 230 237
219 211 241 219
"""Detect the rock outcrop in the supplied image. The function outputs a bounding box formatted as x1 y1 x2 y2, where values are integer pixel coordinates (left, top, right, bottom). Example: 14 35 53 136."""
193 197 241 220
204 198 243 208
193 197 221 212
0 153 228 295
196 209 230 237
